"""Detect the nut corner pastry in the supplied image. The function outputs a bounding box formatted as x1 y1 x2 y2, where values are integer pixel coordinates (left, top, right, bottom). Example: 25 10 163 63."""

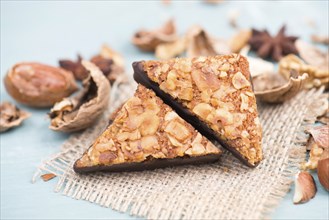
133 54 263 167
74 85 221 173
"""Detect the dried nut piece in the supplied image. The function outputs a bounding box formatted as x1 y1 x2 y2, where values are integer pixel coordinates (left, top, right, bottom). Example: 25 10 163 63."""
317 154 329 191
60 45 125 83
307 93 329 125
186 26 216 57
279 54 329 90
132 19 177 52
248 25 298 61
305 125 329 149
302 138 325 170
317 106 329 125
74 85 221 173
0 102 30 132
192 69 221 91
94 44 125 83
232 71 251 89
59 55 88 80
311 34 329 45
99 44 125 68
4 63 78 107
229 29 252 53
293 171 317 204
41 173 56 182
186 26 231 57
49 61 110 132
239 46 275 77
253 71 308 103
302 125 329 170
155 37 187 60
295 40 329 72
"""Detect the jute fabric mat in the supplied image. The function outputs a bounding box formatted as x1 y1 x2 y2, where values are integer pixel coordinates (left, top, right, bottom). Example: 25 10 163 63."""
33 79 326 220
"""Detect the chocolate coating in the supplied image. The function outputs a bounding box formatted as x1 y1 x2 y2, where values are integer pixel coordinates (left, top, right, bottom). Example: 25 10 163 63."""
74 154 220 173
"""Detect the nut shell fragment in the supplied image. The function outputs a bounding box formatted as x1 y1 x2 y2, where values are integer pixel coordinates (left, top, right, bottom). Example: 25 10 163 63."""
229 29 251 53
318 156 329 191
155 37 187 60
311 35 329 45
295 40 329 71
240 46 274 77
293 171 317 204
59 55 88 80
279 54 329 89
49 61 110 132
253 72 308 103
186 26 230 58
132 19 177 52
305 125 329 149
0 102 30 132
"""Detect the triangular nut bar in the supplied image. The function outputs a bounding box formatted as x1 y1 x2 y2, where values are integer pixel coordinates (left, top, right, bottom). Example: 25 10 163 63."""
133 54 263 167
74 85 221 173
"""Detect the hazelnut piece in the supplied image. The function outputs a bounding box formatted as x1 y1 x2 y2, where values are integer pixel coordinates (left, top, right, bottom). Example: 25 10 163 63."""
317 151 329 191
232 71 250 90
293 171 317 204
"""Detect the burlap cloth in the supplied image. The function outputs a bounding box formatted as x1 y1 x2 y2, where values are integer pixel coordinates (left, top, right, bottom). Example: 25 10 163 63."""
33 78 326 220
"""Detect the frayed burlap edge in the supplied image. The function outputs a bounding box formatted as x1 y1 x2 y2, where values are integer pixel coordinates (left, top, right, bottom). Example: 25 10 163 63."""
32 83 326 220
260 87 327 219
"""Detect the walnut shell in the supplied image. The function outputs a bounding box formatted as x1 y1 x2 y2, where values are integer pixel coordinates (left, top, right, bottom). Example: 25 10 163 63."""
253 71 308 103
0 102 30 132
49 61 111 132
4 62 78 107
186 26 231 58
132 19 177 52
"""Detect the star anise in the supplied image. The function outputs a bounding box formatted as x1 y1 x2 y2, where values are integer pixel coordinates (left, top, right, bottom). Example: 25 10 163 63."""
248 25 298 61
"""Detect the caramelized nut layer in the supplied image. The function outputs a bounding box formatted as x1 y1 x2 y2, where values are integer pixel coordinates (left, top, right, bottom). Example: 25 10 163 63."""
75 85 220 168
142 54 262 165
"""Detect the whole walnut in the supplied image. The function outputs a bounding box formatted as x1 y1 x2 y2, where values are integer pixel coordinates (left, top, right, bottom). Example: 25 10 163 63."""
4 62 78 107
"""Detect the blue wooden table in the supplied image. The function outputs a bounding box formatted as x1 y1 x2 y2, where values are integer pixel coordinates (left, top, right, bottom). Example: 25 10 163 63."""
1 1 328 219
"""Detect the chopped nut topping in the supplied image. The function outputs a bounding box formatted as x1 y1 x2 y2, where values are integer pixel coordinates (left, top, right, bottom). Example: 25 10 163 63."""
232 72 250 90
142 55 263 166
74 85 221 168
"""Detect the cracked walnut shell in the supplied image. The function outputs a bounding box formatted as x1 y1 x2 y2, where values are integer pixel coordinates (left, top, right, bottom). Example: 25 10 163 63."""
253 71 308 103
49 61 110 132
279 54 329 90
